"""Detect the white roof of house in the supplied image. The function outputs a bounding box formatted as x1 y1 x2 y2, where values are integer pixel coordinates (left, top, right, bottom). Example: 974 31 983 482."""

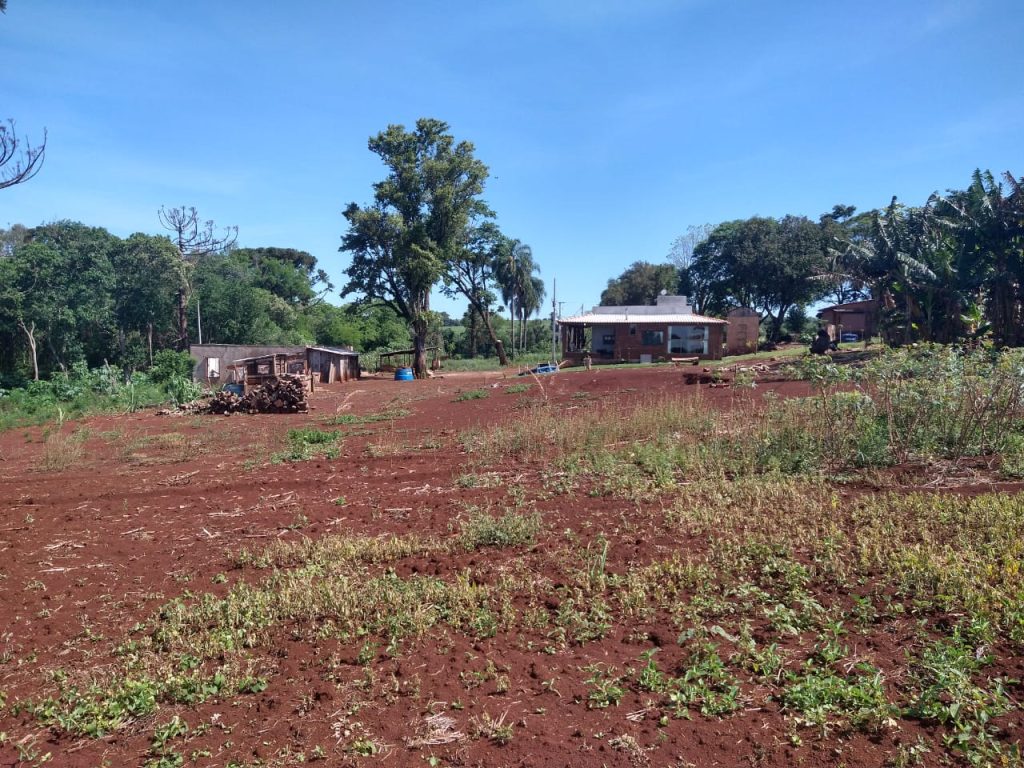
558 294 727 325
560 312 727 325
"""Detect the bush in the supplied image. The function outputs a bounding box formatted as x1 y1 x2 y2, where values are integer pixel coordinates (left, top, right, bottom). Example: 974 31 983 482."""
149 350 196 385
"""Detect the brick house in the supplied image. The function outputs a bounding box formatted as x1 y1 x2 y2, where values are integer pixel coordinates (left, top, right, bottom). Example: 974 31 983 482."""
559 295 727 363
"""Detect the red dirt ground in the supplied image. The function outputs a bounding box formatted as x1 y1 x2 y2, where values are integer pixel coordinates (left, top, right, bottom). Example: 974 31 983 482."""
0 366 1020 767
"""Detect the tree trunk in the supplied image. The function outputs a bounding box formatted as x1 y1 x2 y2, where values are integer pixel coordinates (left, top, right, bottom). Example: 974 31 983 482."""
18 319 39 381
480 308 509 366
508 296 515 359
412 318 429 379
904 292 912 346
468 311 478 358
176 287 189 351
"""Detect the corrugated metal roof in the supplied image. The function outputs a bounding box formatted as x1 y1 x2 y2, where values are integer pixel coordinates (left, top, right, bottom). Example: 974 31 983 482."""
559 313 728 325
306 346 360 356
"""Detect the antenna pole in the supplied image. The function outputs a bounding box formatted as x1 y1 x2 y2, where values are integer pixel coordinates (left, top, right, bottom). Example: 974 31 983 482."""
551 278 558 366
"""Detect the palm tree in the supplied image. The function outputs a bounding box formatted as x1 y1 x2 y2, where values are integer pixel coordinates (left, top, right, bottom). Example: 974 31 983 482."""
519 273 546 351
935 170 1024 346
494 239 541 358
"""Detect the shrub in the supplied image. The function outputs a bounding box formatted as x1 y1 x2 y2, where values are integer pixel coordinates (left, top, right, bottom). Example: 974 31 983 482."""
149 351 197 385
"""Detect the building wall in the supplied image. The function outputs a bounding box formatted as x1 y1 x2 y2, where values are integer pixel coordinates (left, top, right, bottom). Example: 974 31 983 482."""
188 344 304 382
307 349 361 382
726 309 759 355
820 310 872 338
566 323 724 362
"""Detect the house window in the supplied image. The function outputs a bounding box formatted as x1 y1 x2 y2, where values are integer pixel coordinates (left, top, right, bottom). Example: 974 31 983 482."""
668 325 707 355
641 330 664 345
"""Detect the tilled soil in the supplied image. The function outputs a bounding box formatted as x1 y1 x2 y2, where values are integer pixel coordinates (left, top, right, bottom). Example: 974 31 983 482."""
0 366 1019 767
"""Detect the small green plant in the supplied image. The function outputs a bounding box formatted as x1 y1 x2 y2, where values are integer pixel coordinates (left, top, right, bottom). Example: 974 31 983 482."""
504 383 531 394
781 660 892 733
904 631 1016 763
455 389 489 402
668 645 741 718
471 710 513 744
272 427 341 463
636 649 666 693
458 509 541 549
584 663 625 708
237 676 268 694
327 407 410 425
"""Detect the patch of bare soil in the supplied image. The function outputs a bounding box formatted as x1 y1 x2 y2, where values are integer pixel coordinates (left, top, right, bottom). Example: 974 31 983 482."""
0 366 1018 767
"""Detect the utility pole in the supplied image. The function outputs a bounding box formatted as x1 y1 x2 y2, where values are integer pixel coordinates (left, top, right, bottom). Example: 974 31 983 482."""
551 278 558 366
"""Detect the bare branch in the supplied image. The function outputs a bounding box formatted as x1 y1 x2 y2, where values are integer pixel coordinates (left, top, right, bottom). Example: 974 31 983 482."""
158 205 238 260
0 119 46 190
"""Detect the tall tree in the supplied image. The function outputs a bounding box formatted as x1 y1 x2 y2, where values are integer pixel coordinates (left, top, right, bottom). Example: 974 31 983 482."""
340 119 491 378
669 223 714 297
817 204 871 305
600 261 679 306
0 119 46 190
112 233 180 368
936 170 1024 346
689 216 828 340
230 247 332 307
442 222 508 365
494 237 542 357
158 206 237 350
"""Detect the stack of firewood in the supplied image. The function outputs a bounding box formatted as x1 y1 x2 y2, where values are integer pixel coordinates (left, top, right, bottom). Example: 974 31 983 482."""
208 390 243 414
209 375 308 415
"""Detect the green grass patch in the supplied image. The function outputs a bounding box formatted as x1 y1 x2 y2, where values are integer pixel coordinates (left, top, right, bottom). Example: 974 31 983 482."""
455 389 489 402
271 427 343 463
325 407 411 425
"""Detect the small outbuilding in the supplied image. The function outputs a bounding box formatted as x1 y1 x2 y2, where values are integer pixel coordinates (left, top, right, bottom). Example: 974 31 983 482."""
188 343 360 386
559 295 728 364
725 308 760 355
816 299 877 341
307 346 361 383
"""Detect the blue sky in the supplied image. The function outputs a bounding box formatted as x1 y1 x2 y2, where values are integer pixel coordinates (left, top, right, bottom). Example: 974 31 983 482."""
2 0 1022 319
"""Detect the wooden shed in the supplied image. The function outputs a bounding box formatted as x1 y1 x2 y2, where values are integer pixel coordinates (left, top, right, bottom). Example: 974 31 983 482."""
306 346 361 383
227 352 308 391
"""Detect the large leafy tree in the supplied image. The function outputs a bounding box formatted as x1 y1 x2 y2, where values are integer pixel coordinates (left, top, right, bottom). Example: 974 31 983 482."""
230 247 332 307
690 216 828 340
599 261 679 306
936 170 1024 346
112 233 180 368
0 222 119 378
340 118 491 378
442 222 509 364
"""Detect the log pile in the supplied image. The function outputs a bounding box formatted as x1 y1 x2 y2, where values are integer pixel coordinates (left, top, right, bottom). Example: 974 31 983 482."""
209 375 308 415
208 390 243 414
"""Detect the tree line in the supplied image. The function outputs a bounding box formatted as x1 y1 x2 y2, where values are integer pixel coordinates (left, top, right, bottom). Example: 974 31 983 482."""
0 218 414 385
599 170 1023 345
0 117 550 386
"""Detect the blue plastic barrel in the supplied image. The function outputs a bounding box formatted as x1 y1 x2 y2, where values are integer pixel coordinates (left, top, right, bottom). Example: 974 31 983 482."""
395 367 414 381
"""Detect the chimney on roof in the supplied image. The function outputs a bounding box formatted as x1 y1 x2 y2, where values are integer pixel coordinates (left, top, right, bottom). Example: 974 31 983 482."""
655 294 692 312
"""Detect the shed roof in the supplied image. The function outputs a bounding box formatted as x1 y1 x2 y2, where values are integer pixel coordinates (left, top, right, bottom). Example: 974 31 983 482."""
306 346 360 357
